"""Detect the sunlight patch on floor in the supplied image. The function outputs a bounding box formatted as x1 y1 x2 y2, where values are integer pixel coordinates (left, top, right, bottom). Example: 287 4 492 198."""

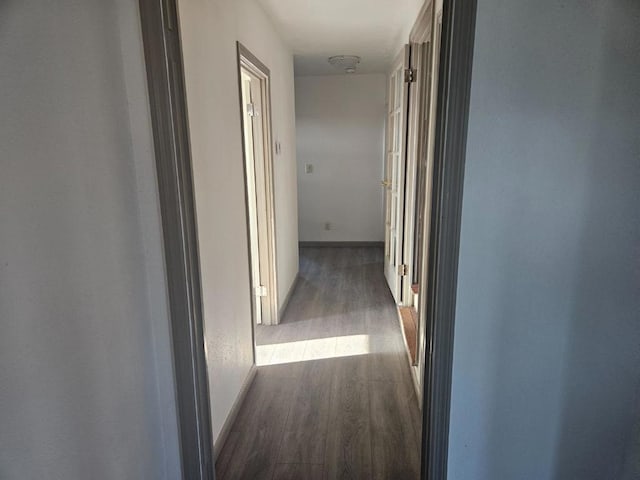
256 334 371 366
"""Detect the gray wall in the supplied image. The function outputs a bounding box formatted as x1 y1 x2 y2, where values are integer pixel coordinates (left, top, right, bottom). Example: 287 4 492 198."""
0 1 181 478
448 0 640 479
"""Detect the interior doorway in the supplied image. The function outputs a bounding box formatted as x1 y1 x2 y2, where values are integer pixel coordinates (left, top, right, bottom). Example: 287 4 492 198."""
237 43 279 326
139 0 479 476
384 1 445 403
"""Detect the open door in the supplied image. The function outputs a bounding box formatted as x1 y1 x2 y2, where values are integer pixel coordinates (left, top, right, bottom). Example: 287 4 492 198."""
238 44 278 326
416 11 443 405
383 45 411 303
402 40 429 310
392 0 445 392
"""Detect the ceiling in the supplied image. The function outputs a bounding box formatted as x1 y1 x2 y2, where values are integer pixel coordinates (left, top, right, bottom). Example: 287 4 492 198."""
257 0 424 76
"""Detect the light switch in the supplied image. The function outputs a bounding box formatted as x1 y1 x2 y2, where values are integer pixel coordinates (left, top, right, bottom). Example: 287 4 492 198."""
305 164 313 174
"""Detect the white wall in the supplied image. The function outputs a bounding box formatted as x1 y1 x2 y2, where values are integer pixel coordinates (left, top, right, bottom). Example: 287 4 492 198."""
391 0 428 55
295 74 387 242
0 1 181 479
448 1 640 479
176 0 299 442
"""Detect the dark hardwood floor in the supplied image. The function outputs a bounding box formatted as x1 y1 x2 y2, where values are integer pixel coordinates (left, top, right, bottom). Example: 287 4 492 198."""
216 247 421 480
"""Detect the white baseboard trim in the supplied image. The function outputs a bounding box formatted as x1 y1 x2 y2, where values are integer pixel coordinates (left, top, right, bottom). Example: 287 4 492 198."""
213 364 257 460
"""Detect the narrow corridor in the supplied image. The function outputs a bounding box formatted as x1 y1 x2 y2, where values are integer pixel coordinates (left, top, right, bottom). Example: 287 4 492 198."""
216 247 421 480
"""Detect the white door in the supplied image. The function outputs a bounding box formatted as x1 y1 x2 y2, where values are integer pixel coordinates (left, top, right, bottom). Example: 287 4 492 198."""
241 68 275 325
402 41 428 307
383 46 410 303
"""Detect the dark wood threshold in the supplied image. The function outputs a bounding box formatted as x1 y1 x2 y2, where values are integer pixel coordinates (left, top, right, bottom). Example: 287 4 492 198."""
399 306 418 366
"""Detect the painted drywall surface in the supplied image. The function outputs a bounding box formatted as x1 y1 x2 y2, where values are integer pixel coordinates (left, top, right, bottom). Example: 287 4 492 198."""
236 0 300 311
0 1 181 479
115 2 182 477
389 0 430 64
295 74 386 242
176 0 298 442
448 1 640 479
259 0 425 75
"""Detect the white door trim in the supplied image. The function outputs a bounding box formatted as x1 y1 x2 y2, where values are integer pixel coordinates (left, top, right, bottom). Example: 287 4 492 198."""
237 43 279 327
383 45 411 303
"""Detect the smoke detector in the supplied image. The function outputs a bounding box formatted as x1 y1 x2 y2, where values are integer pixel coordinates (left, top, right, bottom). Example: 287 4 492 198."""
328 55 361 74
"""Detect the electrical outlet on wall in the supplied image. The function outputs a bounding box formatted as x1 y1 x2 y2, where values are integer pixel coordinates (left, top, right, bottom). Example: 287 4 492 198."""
324 222 332 231
305 164 313 174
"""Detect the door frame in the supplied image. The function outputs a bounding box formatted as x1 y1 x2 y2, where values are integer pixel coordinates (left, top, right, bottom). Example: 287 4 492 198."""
400 39 427 309
138 0 215 478
407 3 441 407
419 0 478 478
383 46 411 303
402 1 434 312
236 42 279 327
138 0 477 477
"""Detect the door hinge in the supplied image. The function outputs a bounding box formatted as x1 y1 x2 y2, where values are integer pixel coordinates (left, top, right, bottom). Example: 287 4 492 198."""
404 68 416 83
247 103 258 117
255 285 267 297
398 264 408 276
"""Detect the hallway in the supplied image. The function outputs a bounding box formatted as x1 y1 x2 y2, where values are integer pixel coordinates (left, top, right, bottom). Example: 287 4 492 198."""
216 247 421 479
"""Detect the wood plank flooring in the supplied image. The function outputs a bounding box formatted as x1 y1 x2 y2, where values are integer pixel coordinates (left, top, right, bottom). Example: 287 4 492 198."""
216 247 421 480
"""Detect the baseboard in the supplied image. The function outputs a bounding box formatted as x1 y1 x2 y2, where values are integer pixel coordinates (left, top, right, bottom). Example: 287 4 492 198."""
299 241 384 248
278 273 299 323
213 364 257 460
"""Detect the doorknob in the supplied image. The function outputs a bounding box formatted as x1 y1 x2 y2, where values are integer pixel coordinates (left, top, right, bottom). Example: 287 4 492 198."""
381 180 391 187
